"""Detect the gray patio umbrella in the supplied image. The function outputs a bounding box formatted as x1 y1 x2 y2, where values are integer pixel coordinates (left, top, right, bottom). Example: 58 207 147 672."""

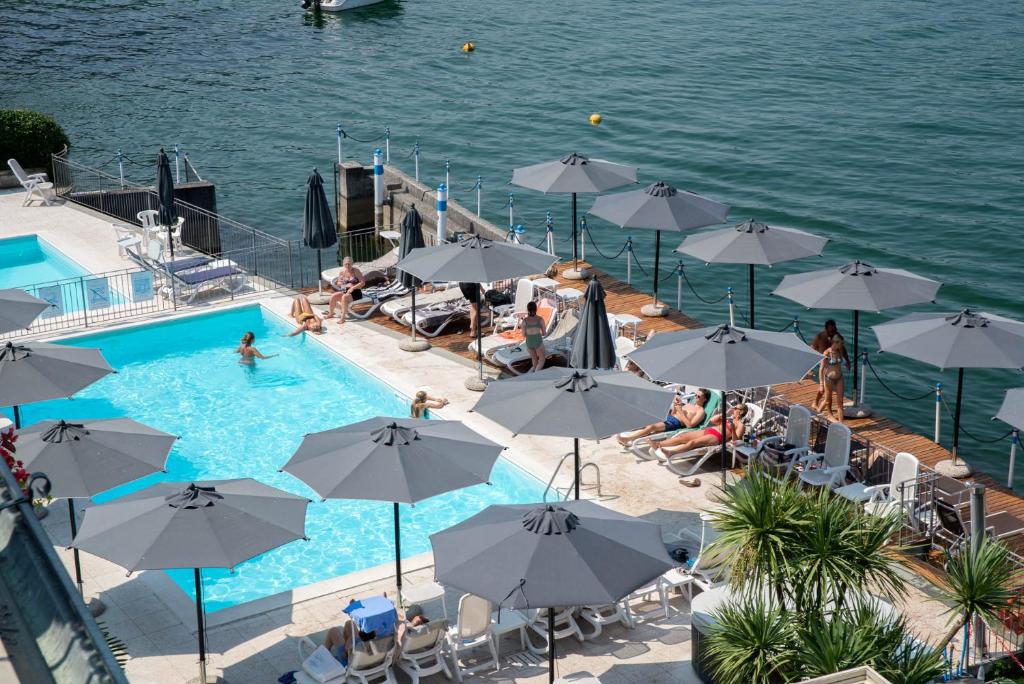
472 367 673 499
302 167 338 300
873 310 1024 463
395 235 558 389
18 418 176 615
0 288 48 334
772 260 940 394
397 206 429 351
627 324 822 482
0 340 114 428
676 219 828 328
996 388 1024 431
281 416 504 597
156 149 179 261
569 277 616 371
72 479 309 684
588 181 729 316
430 500 673 683
511 153 637 277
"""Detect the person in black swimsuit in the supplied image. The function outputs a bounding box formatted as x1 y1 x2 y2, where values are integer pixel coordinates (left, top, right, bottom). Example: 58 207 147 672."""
459 281 482 336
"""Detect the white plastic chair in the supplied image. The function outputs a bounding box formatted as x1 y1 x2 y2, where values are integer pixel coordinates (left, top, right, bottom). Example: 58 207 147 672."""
112 223 142 258
864 451 919 519
524 607 585 652
797 422 852 490
8 158 54 206
578 601 633 639
491 278 534 331
446 594 498 681
297 632 397 684
137 209 184 255
397 619 451 684
759 404 813 480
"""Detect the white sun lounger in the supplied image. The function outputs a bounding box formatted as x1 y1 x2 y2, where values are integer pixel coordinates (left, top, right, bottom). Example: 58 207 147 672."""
469 301 558 360
655 402 765 477
399 298 471 338
343 280 412 320
381 286 462 322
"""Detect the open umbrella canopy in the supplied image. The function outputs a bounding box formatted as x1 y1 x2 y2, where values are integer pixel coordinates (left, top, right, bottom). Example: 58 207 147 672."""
0 340 114 406
397 206 425 289
473 368 673 440
0 288 48 334
17 418 176 499
511 153 637 194
395 234 557 284
431 500 673 609
676 218 827 266
281 417 504 504
627 324 822 390
71 479 309 572
996 388 1024 431
872 310 1024 370
588 181 728 232
569 278 616 370
772 260 940 312
302 168 337 250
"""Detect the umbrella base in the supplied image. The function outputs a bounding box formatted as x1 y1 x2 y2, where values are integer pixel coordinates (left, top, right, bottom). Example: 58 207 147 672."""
563 266 592 280
843 402 873 419
934 458 974 479
641 302 669 317
465 375 491 392
307 291 332 306
399 339 431 352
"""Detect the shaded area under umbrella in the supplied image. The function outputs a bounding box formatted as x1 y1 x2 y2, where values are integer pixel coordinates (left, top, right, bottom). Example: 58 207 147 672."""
430 501 673 683
156 149 179 262
873 310 1024 467
676 218 827 328
589 181 728 316
18 418 176 615
281 416 504 597
512 153 637 277
569 277 616 371
72 479 309 684
302 167 338 301
0 340 114 428
0 288 48 334
472 367 673 499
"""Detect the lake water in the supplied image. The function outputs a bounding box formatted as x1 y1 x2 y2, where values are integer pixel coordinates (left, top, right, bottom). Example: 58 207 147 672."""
3 0 1023 484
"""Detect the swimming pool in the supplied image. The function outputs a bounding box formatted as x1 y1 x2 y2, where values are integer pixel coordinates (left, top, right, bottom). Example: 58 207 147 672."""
0 235 89 288
16 305 543 611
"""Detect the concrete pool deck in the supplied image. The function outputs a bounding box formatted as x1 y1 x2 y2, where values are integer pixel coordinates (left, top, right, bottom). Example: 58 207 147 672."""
0 192 955 683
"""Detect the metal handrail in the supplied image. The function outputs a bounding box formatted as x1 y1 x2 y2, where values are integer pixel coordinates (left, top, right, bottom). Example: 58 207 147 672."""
542 451 602 502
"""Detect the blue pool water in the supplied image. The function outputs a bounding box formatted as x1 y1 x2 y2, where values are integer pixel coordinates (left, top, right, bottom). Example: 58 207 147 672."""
0 235 89 289
16 305 543 611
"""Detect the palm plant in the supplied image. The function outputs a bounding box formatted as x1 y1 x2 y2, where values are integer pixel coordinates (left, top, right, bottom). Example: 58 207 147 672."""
704 593 796 684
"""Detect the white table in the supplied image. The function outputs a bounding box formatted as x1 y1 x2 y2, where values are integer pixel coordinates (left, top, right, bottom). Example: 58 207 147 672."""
400 581 448 622
531 277 560 300
379 230 401 243
490 609 529 657
555 287 584 310
730 443 759 468
613 313 642 341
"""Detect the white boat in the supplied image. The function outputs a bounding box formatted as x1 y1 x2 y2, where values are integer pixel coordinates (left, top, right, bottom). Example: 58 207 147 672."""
301 0 386 11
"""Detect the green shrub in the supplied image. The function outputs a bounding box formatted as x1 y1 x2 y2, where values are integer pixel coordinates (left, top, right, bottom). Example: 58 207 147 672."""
0 109 70 169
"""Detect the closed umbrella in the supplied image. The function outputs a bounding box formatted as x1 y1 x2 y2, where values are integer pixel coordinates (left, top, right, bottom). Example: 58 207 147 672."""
589 181 729 316
676 219 828 328
18 418 176 615
873 310 1024 467
156 149 179 262
772 260 940 398
430 500 673 683
472 367 673 499
0 288 48 334
512 153 637 278
0 340 114 428
395 235 558 390
72 479 309 684
569 277 616 371
397 206 429 352
302 168 338 303
627 324 822 482
281 416 504 597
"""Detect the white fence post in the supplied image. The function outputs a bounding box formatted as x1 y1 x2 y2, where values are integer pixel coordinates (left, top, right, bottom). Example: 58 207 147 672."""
436 183 448 245
373 148 384 230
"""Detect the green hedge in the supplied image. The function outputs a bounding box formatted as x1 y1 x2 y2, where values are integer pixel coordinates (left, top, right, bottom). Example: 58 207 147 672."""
0 110 70 170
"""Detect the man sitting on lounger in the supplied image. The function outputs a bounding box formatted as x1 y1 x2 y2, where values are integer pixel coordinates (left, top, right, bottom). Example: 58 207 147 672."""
617 389 711 446
324 257 366 328
653 404 748 456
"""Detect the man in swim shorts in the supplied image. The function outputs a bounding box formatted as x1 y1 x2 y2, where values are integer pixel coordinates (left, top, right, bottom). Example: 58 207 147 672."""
616 389 711 446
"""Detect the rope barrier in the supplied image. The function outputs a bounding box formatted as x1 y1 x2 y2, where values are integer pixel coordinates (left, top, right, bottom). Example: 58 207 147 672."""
630 247 649 276
937 394 1015 443
339 129 387 143
579 225 629 260
864 356 934 401
659 264 680 283
777 319 797 333
681 269 729 305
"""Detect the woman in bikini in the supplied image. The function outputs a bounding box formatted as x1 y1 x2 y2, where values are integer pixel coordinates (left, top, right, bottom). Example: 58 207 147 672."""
656 404 749 457
411 390 449 418
820 335 847 423
324 257 365 327
286 295 324 336
235 331 276 365
521 301 546 372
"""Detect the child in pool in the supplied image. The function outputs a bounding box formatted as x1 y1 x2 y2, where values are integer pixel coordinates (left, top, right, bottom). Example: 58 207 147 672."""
236 331 276 365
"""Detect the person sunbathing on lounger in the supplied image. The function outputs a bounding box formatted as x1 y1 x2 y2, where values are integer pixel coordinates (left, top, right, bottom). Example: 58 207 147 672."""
617 389 711 446
286 295 324 336
654 404 748 456
324 257 366 327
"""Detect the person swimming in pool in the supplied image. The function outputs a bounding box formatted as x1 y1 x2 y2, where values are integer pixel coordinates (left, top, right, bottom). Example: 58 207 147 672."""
236 331 276 365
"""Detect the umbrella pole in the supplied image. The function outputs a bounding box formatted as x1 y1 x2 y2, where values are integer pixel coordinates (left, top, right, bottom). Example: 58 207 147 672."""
952 368 965 464
651 231 661 306
749 264 755 329
394 502 403 600
548 609 556 684
476 288 484 381
68 498 84 596
571 193 578 272
720 396 728 486
168 225 176 262
852 310 860 395
13 405 21 429
410 286 418 342
573 437 580 500
316 250 324 298
195 568 208 684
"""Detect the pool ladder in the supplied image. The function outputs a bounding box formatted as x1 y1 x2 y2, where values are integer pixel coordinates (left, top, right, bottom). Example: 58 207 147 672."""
543 451 603 501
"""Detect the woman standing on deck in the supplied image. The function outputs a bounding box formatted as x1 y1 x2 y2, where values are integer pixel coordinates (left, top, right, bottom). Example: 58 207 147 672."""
522 300 546 372
819 335 847 423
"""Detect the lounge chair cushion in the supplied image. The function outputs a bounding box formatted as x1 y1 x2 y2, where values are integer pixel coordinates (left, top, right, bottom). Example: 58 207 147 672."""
176 265 241 285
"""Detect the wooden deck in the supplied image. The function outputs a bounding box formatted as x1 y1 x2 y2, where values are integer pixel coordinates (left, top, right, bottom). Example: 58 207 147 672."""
345 261 1024 565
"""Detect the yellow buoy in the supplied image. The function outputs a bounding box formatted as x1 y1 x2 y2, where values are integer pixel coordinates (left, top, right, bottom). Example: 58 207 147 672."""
462 42 475 53
589 113 602 126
